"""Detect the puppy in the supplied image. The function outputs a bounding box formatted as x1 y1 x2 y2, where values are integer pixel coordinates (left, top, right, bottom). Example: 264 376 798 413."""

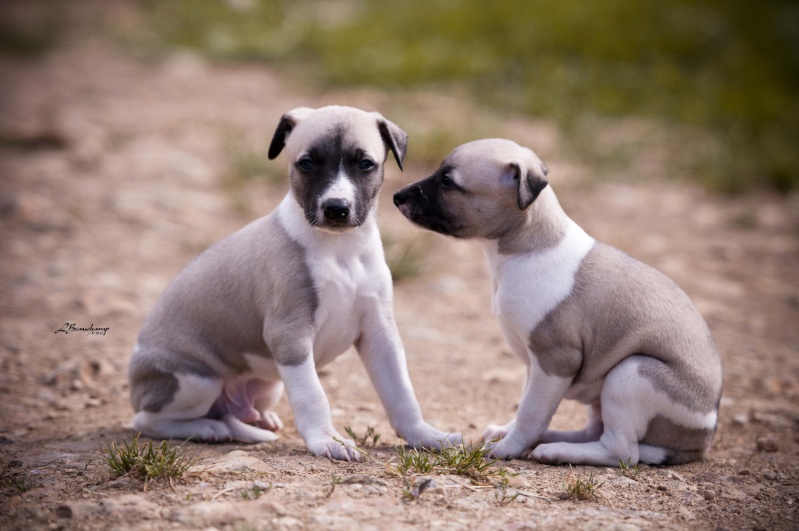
393 138 723 465
129 106 460 461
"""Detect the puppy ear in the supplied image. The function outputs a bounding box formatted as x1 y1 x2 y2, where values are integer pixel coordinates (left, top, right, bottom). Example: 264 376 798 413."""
510 160 549 210
377 118 408 171
268 107 314 160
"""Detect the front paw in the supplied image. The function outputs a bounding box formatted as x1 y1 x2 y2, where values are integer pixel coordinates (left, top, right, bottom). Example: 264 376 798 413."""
484 438 527 461
403 424 463 450
481 423 512 443
307 434 360 461
528 442 567 464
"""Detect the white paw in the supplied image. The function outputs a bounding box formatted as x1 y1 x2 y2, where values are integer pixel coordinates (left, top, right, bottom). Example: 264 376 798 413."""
258 411 284 432
481 423 511 442
307 435 360 461
195 420 233 443
484 438 527 461
404 424 464 450
529 442 566 464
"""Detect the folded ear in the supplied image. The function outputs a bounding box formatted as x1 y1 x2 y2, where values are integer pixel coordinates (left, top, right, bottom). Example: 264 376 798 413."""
267 107 314 160
509 159 549 210
376 117 408 171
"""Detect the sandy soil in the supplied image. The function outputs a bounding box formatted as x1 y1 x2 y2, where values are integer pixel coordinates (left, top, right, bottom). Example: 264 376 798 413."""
1 34 798 530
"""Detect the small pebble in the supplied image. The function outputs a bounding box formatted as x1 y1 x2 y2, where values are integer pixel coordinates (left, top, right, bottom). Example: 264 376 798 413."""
738 469 751 475
55 505 73 519
756 433 779 452
702 489 715 501
732 413 748 426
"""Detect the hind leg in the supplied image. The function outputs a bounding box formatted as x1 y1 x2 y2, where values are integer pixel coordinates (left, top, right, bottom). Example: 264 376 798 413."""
531 358 653 466
134 373 279 443
531 356 716 465
255 381 284 431
133 374 233 442
538 401 603 444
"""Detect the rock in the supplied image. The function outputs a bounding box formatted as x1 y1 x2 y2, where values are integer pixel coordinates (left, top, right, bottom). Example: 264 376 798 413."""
702 489 715 501
340 474 389 486
84 398 102 408
732 413 749 426
410 477 437 498
657 469 685 481
100 495 161 520
170 499 285 527
756 434 779 452
188 450 273 475
169 501 240 526
273 515 303 528
678 507 695 520
35 389 58 404
55 505 73 519
752 411 792 429
45 359 110 387
106 476 136 490
56 500 104 519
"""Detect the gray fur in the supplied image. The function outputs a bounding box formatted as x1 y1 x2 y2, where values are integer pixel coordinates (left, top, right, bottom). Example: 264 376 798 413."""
393 139 564 254
395 138 724 464
529 243 723 413
129 365 178 413
129 214 317 411
641 415 716 464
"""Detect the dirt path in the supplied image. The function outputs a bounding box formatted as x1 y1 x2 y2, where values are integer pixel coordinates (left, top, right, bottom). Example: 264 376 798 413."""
1 41 798 530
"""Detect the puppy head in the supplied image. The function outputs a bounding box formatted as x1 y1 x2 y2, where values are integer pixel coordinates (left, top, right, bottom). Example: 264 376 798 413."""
393 138 548 239
268 105 407 232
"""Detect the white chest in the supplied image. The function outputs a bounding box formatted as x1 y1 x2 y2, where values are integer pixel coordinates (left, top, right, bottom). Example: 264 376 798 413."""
276 194 389 368
487 222 595 350
308 251 371 365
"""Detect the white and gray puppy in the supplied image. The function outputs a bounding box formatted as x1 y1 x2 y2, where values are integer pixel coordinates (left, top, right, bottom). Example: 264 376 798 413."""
393 138 723 465
129 106 461 461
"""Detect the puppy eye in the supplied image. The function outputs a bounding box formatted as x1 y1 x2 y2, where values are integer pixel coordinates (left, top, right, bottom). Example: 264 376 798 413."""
297 158 313 171
441 174 454 188
359 159 375 171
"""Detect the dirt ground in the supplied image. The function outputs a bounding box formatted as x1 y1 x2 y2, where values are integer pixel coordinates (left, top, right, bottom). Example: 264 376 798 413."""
1 31 798 531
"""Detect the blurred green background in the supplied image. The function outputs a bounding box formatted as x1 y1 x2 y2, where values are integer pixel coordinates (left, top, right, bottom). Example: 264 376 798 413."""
6 0 798 193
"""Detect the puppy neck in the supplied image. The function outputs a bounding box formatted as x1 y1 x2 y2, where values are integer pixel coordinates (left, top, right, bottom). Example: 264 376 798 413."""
494 186 572 255
276 193 379 253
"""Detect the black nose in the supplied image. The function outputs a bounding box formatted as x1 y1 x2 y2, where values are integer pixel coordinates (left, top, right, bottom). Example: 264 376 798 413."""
323 199 350 222
393 191 405 207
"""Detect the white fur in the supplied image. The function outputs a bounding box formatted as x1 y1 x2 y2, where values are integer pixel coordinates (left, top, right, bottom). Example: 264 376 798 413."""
317 164 357 220
278 194 381 365
485 357 573 459
276 194 462 453
482 225 595 457
485 220 595 337
277 357 359 461
482 219 714 465
132 374 278 443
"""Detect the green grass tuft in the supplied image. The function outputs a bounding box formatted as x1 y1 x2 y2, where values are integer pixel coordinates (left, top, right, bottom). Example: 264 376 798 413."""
105 433 195 480
393 441 511 486
344 425 381 448
381 233 429 283
135 0 799 193
618 458 640 478
323 473 342 498
561 466 604 501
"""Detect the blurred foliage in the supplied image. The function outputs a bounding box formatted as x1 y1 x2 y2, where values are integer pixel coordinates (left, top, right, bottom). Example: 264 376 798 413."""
0 1 65 55
137 0 799 192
